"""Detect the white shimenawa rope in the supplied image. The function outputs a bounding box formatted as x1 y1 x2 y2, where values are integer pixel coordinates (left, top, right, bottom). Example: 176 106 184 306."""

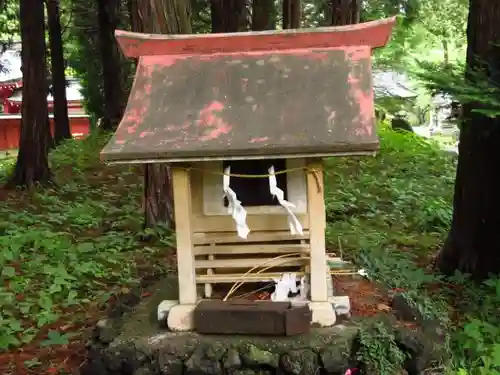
223 166 250 239
268 166 303 235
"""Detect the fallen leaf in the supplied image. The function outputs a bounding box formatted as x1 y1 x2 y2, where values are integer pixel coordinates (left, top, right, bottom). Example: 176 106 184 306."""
377 303 391 312
59 324 73 332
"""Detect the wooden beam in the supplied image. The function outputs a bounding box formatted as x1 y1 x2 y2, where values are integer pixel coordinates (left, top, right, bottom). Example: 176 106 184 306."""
194 243 309 255
195 257 307 269
196 272 307 283
172 167 197 304
192 230 309 245
306 159 328 303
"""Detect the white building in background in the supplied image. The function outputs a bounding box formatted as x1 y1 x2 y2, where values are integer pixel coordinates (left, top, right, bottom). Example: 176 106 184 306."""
429 93 460 138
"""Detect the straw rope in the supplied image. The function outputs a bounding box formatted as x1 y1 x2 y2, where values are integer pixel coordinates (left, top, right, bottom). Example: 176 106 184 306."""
171 166 323 193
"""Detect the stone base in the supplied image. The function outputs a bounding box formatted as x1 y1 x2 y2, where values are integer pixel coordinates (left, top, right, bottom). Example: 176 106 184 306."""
309 301 337 327
161 297 348 332
81 278 439 375
167 303 197 331
85 323 360 375
157 299 177 322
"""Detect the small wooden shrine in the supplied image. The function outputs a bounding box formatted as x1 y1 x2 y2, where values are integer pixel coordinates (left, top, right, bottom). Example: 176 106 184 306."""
101 17 396 331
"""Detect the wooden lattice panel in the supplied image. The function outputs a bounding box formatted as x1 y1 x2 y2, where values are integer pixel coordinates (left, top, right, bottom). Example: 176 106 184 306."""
193 231 311 297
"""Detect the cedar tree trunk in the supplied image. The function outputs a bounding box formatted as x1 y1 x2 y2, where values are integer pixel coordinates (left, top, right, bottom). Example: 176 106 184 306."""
6 0 52 188
47 0 71 144
331 0 360 25
252 0 276 31
211 0 248 33
282 0 300 29
97 0 127 131
437 0 500 279
127 0 139 34
133 0 192 228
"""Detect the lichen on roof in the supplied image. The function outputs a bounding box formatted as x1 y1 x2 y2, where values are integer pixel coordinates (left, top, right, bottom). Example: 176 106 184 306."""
101 19 396 164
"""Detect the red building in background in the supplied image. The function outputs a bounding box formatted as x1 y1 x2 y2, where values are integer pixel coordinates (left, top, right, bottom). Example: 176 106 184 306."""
0 42 90 150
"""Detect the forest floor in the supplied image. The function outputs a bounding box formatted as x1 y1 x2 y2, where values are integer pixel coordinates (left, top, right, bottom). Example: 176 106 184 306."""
0 127 497 374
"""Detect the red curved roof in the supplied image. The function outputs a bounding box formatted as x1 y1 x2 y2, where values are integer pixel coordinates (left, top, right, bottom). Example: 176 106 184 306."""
102 18 396 163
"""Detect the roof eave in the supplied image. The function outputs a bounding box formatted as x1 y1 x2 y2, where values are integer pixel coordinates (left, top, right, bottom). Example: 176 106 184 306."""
100 144 380 165
114 17 397 58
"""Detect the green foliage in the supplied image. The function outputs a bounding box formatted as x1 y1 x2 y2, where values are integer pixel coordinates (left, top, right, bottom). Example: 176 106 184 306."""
0 133 173 350
0 0 18 42
370 0 467 69
414 60 500 119
65 0 105 119
447 277 500 375
356 320 408 375
419 0 467 42
322 127 500 374
454 318 500 375
191 0 212 33
324 125 454 256
0 118 496 375
417 0 467 62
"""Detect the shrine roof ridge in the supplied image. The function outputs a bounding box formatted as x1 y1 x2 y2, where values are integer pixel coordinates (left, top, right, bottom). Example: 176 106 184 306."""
115 17 396 58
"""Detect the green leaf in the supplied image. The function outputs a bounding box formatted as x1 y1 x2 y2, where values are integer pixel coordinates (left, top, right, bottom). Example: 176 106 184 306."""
491 343 500 365
19 302 31 315
2 266 16 278
472 108 500 117
21 332 37 345
78 242 96 252
8 319 23 333
23 358 42 369
0 333 20 350
40 330 76 347
66 290 78 302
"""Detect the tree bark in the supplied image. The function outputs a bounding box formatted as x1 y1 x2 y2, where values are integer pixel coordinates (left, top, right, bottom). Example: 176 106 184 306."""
252 0 275 31
127 0 140 33
46 0 71 144
96 0 127 131
331 0 360 26
211 0 248 33
282 0 300 29
6 0 52 188
133 0 192 228
442 39 449 67
437 0 500 279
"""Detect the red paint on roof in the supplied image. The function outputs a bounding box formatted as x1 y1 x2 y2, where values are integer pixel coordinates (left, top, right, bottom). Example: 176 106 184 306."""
102 18 396 163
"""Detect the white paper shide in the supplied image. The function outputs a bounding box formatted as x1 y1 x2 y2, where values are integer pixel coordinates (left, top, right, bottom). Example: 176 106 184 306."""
268 166 303 235
223 166 250 239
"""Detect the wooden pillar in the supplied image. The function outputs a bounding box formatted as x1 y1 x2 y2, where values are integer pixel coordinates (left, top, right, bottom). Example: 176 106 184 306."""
172 166 197 305
306 159 328 302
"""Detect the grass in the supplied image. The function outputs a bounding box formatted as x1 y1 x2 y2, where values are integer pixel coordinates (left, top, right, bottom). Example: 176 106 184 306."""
0 149 17 160
0 134 174 373
0 126 498 375
324 128 454 258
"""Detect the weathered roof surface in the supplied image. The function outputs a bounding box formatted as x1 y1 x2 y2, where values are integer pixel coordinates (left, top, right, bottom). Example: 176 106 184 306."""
102 18 396 163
